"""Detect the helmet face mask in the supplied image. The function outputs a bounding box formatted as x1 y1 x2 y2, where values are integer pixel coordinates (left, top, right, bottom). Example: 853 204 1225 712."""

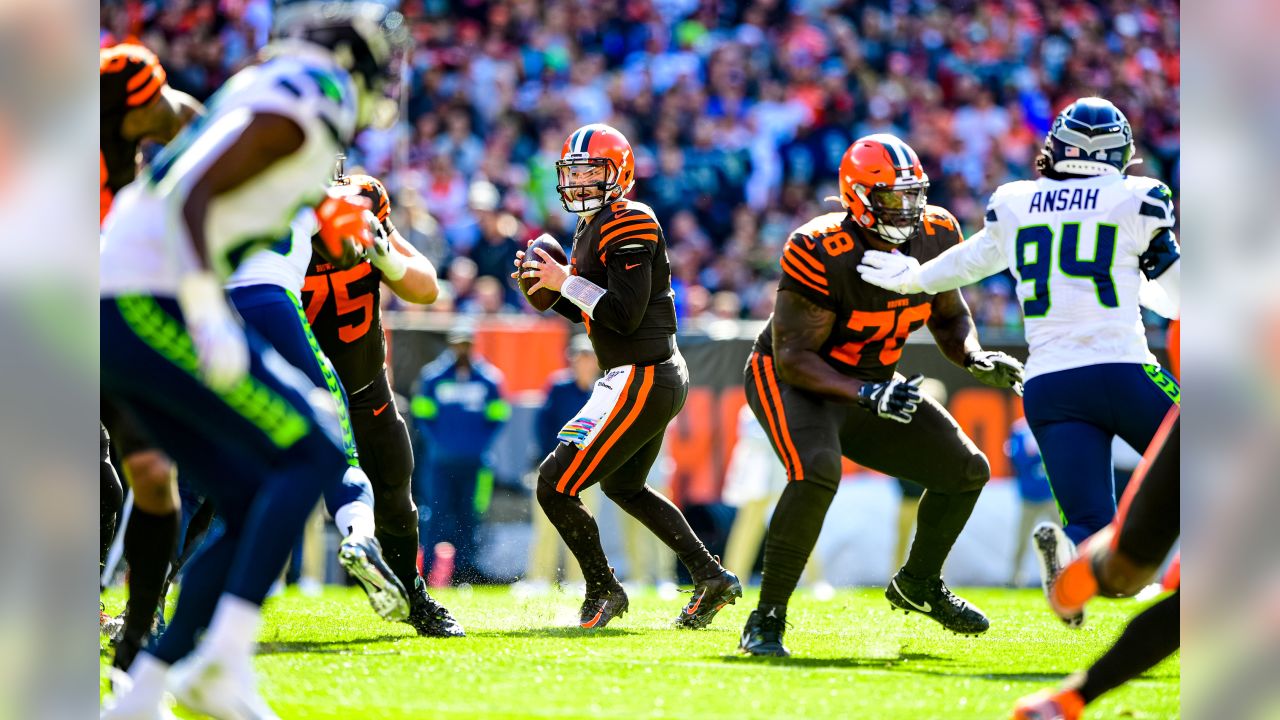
556 157 619 214
839 134 930 245
555 124 636 216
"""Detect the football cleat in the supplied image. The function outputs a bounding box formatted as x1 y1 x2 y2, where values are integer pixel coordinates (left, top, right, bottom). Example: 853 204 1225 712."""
405 576 465 637
579 581 629 629
168 650 279 720
338 534 410 622
1012 688 1085 720
674 567 743 629
886 570 990 635
1033 522 1084 628
739 608 790 657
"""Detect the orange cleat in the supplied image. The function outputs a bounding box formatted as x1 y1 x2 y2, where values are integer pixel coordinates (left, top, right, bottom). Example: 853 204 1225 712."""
1012 688 1085 720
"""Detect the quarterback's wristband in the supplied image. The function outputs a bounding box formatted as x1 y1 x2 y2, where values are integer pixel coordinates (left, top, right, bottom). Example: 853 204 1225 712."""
560 274 606 318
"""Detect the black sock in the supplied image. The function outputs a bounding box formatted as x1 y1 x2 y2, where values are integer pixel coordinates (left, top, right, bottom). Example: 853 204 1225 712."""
902 489 982 579
378 527 422 592
1078 590 1180 704
537 483 612 588
608 486 718 582
122 508 179 643
758 481 835 609
100 459 124 574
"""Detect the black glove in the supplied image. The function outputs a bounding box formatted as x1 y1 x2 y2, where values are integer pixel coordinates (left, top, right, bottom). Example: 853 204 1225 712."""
857 374 925 424
965 350 1025 396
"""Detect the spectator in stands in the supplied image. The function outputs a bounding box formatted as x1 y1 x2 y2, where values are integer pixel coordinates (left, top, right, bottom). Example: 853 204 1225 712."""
411 326 510 584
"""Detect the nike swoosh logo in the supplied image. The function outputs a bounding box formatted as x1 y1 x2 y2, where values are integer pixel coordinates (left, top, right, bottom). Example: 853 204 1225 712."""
892 579 931 613
581 604 605 628
625 262 641 270
686 589 707 615
373 402 390 416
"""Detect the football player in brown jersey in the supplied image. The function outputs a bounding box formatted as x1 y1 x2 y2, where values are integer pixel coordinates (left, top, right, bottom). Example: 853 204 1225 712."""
302 168 463 636
737 135 1025 656
515 123 741 629
99 42 204 673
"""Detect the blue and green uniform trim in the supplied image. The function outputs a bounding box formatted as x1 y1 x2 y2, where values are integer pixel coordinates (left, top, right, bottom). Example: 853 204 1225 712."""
114 294 309 449
286 289 359 466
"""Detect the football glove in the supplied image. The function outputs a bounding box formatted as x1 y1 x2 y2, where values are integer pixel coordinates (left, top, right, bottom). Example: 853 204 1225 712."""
965 350 1025 396
178 272 249 393
857 250 924 295
366 211 408 281
857 374 925 424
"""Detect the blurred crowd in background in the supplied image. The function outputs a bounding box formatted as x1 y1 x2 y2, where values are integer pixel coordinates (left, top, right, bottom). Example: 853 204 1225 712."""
100 0 1179 332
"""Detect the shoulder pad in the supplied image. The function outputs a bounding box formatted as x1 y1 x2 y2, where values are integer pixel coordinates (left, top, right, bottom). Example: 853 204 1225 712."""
100 44 167 111
1127 176 1175 224
599 202 661 259
790 212 847 241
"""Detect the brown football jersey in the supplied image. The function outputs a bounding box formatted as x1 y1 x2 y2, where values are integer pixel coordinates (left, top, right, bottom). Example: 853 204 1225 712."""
551 199 677 369
755 206 965 382
100 44 167 225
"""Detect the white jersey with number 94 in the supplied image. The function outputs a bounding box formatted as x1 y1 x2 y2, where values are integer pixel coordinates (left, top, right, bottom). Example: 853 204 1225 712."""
903 173 1178 379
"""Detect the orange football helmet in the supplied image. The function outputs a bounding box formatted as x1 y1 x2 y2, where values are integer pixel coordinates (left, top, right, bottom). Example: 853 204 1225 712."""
556 123 635 214
331 154 393 231
838 134 930 244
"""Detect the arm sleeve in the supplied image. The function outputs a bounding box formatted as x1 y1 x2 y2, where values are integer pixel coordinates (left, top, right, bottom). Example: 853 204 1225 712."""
585 242 656 335
917 225 1009 294
777 235 837 310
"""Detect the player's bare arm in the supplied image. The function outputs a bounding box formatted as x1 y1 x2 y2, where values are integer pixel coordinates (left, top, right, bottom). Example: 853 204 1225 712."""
121 85 204 145
929 286 1025 394
379 227 439 304
182 113 304 268
926 288 982 368
771 289 863 404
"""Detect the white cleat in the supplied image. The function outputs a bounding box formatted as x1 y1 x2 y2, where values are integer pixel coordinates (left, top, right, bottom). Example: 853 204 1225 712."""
101 655 176 720
338 534 410 622
168 651 279 720
1032 522 1084 628
100 699 177 720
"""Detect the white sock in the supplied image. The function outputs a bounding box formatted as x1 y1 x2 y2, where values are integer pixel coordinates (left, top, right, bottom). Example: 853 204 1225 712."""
121 652 170 706
201 594 261 660
334 497 376 539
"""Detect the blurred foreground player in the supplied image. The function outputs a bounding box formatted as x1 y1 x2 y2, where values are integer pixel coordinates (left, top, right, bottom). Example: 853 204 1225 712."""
516 123 740 629
739 135 1024 657
1013 409 1179 720
99 4 406 717
99 41 203 672
303 168 462 634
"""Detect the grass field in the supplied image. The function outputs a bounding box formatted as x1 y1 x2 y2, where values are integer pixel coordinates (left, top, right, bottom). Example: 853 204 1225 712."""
102 585 1179 719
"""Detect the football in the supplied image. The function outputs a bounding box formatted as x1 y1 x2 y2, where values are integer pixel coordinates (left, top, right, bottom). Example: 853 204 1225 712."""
520 235 568 312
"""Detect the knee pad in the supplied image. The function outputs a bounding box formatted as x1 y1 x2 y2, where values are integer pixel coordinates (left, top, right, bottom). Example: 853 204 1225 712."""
537 449 569 490
123 450 176 511
536 478 568 510
959 452 991 493
805 448 843 492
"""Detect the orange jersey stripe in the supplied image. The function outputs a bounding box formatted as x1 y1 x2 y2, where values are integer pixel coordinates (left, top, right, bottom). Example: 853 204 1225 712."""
786 242 826 276
126 62 163 90
600 211 652 235
602 221 659 243
555 366 637 493
570 366 655 495
749 354 794 481
783 246 828 285
761 354 803 481
127 73 165 107
780 255 830 296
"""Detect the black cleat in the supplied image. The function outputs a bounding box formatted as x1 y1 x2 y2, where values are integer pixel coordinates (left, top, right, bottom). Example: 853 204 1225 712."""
886 570 990 636
405 577 465 637
339 534 410 622
674 568 743 629
739 609 790 657
579 580 629 629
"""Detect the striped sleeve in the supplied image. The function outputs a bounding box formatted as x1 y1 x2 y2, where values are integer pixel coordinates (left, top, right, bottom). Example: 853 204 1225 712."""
597 208 660 262
778 235 834 308
100 44 167 113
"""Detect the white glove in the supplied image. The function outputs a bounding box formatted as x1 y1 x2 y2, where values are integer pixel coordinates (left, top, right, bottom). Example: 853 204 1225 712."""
857 250 924 295
366 211 407 281
965 350 1025 396
178 272 249 393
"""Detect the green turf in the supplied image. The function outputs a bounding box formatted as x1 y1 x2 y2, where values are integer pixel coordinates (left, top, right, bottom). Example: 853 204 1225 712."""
102 585 1178 719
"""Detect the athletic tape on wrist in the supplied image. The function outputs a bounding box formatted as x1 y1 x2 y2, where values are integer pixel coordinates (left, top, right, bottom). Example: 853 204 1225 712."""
561 274 606 318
